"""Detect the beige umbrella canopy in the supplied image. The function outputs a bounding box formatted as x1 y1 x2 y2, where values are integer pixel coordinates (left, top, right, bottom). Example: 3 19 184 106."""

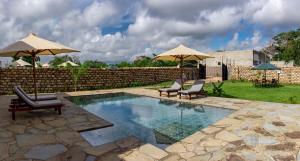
42 63 50 68
154 44 213 87
0 33 80 100
0 33 79 56
154 44 212 61
58 61 79 67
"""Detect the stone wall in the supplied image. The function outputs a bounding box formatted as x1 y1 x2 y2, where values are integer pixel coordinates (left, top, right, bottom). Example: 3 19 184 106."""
229 66 300 84
0 67 198 95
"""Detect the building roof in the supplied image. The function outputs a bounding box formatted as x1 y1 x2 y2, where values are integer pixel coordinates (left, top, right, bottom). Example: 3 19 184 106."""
208 50 255 55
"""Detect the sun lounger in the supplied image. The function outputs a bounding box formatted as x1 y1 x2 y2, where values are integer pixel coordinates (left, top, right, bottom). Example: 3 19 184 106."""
17 86 57 100
9 86 63 120
11 86 57 104
158 79 184 97
178 80 206 100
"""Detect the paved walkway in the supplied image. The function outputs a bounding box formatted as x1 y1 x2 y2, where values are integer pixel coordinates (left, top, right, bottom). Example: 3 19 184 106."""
0 92 143 161
1 88 300 161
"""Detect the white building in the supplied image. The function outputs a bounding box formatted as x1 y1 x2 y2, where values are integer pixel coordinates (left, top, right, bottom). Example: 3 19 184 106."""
204 50 270 67
270 61 294 67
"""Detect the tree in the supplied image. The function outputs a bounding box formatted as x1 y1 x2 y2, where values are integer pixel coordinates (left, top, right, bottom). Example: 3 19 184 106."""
116 61 132 68
82 60 107 68
115 55 178 67
67 64 89 92
49 55 77 67
263 28 300 65
72 56 81 65
132 56 153 67
152 59 178 67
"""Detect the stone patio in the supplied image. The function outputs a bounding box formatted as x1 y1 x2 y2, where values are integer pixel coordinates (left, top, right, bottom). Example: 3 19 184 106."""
0 92 143 161
1 87 300 161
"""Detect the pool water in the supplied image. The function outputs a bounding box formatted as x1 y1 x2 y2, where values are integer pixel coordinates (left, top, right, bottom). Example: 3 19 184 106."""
68 93 234 148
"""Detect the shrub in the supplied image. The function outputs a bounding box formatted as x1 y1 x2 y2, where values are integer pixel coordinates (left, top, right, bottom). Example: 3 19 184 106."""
288 96 297 104
67 65 89 92
212 82 224 96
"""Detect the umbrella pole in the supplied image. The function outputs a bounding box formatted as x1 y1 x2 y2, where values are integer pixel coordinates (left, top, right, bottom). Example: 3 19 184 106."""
32 54 37 101
180 58 183 89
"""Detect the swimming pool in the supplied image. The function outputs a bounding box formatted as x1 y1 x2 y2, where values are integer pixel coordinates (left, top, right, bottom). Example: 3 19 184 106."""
67 93 234 148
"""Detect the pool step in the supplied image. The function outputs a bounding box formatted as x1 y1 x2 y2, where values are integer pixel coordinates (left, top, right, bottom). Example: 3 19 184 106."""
80 126 129 146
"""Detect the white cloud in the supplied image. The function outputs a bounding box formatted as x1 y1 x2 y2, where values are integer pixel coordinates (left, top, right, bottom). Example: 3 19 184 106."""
165 7 242 37
145 0 246 21
247 0 300 26
0 0 299 65
5 0 72 22
83 1 118 27
127 5 243 50
226 31 265 50
226 33 240 50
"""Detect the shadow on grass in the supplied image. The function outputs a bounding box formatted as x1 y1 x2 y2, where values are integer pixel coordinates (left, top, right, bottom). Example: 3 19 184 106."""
253 84 285 88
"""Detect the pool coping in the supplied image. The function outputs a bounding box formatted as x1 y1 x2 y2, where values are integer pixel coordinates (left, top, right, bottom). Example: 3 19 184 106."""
66 91 236 148
65 87 300 161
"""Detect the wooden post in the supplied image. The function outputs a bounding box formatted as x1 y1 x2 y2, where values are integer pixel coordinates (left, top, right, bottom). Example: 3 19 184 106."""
237 66 240 80
32 53 37 100
264 70 267 80
180 58 184 89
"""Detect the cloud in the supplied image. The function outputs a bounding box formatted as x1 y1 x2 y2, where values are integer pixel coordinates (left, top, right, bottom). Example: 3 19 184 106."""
247 0 300 26
165 7 242 37
226 31 265 50
145 0 247 21
83 1 118 27
127 5 243 49
0 0 299 65
5 0 72 22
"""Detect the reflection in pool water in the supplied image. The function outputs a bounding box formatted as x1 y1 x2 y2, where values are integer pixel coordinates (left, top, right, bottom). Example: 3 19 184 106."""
67 93 234 148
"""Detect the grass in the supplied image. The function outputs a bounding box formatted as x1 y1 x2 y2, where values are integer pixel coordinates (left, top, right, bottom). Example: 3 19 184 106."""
146 80 300 104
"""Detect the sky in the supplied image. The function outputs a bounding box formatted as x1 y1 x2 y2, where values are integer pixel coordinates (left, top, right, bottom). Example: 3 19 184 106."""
0 0 299 64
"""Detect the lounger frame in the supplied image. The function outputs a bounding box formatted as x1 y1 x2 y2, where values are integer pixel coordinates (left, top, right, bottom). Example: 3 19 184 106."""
178 80 207 100
158 79 184 97
9 102 62 120
178 90 207 100
9 86 62 120
159 89 179 97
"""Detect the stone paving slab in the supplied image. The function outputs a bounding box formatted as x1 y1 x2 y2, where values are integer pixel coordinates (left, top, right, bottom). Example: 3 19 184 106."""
69 88 300 161
25 144 67 160
1 87 300 161
121 144 168 161
0 93 119 161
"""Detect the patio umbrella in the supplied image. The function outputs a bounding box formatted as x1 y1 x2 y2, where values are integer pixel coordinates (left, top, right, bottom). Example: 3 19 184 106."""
0 33 79 100
11 59 32 67
58 60 79 67
154 44 213 88
42 63 50 68
251 63 281 80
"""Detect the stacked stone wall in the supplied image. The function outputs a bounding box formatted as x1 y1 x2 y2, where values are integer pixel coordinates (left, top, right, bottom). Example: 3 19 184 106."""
0 67 198 95
229 66 300 84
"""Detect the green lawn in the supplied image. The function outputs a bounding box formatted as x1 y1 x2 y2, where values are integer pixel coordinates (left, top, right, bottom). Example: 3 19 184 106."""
146 81 300 104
